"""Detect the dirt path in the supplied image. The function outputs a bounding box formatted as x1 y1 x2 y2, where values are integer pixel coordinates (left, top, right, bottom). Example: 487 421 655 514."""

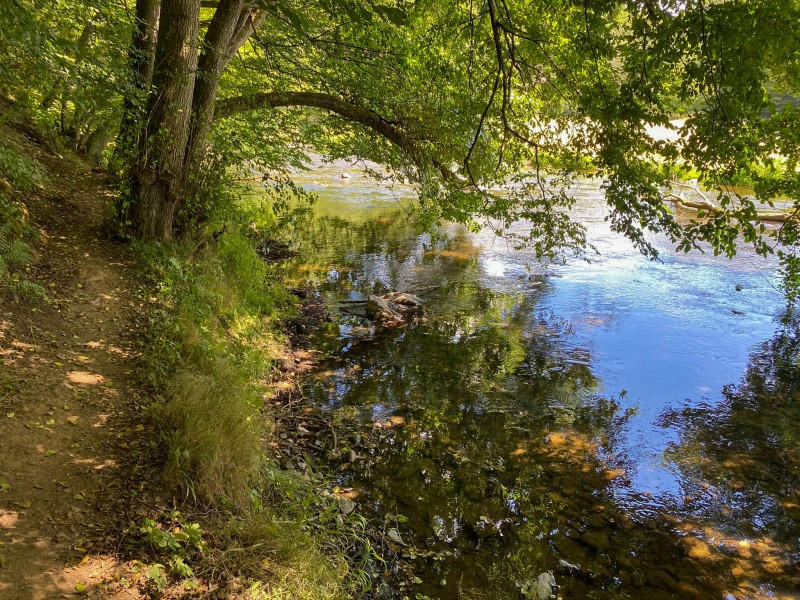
0 135 147 599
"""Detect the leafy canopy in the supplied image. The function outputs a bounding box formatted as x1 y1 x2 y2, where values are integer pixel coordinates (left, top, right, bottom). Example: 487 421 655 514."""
3 0 800 295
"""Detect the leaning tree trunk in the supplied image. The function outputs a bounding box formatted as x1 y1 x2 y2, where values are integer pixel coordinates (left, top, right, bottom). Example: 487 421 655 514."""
130 0 200 240
184 0 244 177
82 120 116 163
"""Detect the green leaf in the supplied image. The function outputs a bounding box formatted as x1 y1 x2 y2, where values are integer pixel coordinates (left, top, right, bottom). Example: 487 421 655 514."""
277 2 305 33
374 5 407 26
145 563 167 590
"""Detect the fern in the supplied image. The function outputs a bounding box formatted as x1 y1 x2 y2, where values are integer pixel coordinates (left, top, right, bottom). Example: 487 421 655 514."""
7 279 46 300
0 211 43 300
0 233 32 267
0 142 46 191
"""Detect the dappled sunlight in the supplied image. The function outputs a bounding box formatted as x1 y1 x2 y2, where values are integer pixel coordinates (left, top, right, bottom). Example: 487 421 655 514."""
11 340 37 352
0 509 20 529
92 413 111 426
66 370 105 385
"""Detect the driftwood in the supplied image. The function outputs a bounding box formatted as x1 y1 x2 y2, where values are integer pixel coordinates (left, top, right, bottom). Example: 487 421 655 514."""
664 183 795 223
365 292 424 328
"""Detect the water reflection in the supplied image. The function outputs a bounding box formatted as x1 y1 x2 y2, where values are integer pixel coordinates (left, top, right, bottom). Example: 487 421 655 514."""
659 314 800 598
274 166 796 598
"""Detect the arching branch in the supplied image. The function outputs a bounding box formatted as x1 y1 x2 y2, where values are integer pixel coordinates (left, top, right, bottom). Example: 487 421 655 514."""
215 91 453 180
216 91 416 152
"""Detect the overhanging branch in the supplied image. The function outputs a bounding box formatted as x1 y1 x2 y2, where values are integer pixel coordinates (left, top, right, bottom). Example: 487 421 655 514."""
216 91 415 152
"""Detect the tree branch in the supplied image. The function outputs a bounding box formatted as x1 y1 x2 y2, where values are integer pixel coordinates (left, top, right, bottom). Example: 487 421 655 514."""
216 91 455 179
218 91 411 151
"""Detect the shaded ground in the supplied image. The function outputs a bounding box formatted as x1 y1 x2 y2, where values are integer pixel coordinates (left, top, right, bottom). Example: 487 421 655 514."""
0 132 150 599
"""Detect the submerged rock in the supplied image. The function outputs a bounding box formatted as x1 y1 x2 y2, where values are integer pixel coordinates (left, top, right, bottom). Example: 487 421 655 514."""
385 291 423 307
517 572 556 599
367 295 404 327
580 530 611 551
645 568 679 591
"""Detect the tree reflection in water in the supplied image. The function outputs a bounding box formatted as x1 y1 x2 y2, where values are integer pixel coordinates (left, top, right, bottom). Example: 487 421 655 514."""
660 312 800 599
287 210 797 598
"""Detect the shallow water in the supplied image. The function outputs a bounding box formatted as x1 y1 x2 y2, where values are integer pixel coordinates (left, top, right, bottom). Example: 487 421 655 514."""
280 163 800 599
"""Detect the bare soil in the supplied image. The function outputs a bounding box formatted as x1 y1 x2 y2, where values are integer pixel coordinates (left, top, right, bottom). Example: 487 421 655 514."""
0 131 150 599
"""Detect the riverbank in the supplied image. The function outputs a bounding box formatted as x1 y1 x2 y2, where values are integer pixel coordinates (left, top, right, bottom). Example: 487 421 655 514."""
0 124 382 598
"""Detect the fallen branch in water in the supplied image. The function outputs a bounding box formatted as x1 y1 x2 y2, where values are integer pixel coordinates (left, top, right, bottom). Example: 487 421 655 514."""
663 188 796 223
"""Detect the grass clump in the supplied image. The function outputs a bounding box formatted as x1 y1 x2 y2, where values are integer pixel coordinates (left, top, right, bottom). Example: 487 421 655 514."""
138 215 289 505
163 360 266 504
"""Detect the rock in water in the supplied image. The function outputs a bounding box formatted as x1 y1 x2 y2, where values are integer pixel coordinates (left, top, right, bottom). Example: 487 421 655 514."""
517 571 556 599
385 291 424 307
387 528 404 544
339 498 356 515
366 292 424 327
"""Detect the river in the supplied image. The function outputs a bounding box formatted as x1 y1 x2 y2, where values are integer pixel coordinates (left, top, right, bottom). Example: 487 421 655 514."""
275 161 799 599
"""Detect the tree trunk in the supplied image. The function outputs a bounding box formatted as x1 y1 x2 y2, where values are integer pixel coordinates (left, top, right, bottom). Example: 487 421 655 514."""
184 4 263 183
185 0 243 176
129 0 200 240
83 121 115 163
114 0 160 168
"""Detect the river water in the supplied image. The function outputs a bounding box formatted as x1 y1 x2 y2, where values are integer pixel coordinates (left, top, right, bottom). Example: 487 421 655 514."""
277 163 799 599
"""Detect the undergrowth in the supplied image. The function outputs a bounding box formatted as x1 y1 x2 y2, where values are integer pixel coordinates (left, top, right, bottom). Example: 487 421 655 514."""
137 226 288 505
136 186 379 597
0 132 46 298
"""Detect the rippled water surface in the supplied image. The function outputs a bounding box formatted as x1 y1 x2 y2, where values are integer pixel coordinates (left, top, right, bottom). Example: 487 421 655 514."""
279 163 800 599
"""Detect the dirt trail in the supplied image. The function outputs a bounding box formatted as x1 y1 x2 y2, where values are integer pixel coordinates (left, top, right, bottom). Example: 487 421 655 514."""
0 136 147 599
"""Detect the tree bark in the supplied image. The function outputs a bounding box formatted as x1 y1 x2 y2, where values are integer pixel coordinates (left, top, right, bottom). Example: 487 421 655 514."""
83 121 116 163
130 0 200 240
184 5 264 181
184 0 245 182
114 0 161 163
